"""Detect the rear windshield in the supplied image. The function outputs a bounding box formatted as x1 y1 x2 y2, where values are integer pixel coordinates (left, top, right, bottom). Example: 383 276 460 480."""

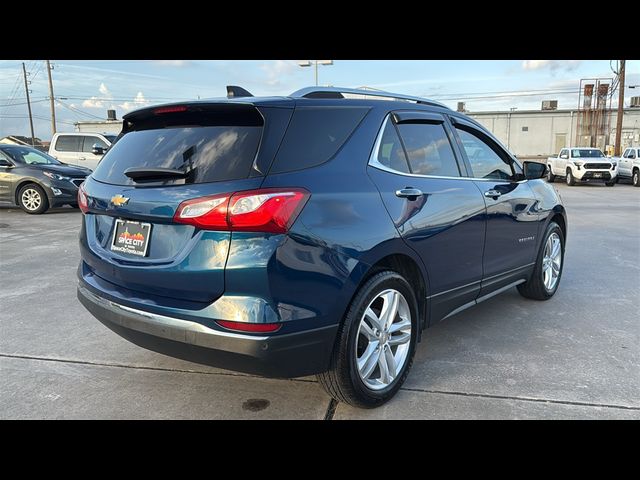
92 126 262 185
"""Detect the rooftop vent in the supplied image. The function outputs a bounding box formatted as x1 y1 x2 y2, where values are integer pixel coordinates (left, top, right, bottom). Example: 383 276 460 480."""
542 100 558 111
107 109 117 120
630 96 640 108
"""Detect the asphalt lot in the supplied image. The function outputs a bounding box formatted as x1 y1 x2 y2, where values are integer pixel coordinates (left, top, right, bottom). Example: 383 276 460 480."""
1 181 639 419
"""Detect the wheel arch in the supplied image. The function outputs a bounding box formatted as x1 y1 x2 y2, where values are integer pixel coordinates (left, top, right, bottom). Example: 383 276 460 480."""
350 240 430 335
548 205 567 242
14 178 48 205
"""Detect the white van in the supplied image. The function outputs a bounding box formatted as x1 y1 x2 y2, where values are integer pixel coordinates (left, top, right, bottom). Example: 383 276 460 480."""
48 132 117 171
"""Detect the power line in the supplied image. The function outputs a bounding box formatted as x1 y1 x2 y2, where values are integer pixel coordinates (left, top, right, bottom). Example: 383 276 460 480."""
56 99 108 120
2 114 76 126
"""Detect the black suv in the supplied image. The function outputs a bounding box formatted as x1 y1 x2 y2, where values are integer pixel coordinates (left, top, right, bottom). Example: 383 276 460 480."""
77 86 566 408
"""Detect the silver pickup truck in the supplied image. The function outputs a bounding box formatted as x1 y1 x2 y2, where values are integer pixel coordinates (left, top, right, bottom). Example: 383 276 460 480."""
612 147 640 187
547 147 617 186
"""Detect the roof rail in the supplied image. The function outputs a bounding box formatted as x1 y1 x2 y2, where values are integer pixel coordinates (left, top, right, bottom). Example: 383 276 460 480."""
290 86 449 109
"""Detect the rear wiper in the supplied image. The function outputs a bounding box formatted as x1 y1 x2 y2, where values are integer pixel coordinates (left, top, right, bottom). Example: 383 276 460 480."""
124 167 187 181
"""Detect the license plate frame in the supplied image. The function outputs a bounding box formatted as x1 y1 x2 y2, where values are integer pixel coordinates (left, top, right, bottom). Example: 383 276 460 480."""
110 219 152 257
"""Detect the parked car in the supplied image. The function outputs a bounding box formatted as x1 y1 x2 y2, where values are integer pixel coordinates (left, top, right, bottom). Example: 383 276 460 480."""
612 147 640 186
49 132 116 171
547 147 617 186
0 144 91 214
76 86 567 408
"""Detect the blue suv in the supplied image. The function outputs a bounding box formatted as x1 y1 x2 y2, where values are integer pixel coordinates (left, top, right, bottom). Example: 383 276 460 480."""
77 86 567 408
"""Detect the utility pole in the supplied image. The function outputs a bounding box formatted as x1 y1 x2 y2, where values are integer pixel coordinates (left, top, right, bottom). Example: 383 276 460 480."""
22 62 35 146
614 60 626 157
46 60 56 136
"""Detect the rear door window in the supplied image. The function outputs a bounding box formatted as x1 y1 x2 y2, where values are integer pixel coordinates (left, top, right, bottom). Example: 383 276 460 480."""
55 136 82 152
374 118 411 174
269 106 369 174
92 126 262 185
396 123 460 177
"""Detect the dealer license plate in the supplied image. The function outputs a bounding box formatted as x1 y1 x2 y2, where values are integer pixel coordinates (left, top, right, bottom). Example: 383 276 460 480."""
110 219 151 257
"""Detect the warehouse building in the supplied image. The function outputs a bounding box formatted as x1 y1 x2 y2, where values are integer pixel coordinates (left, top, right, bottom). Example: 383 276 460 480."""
467 101 640 160
74 109 123 135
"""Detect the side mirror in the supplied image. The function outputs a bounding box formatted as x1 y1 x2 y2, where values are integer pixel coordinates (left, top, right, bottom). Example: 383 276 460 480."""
559 154 568 159
523 161 547 180
91 144 106 155
0 159 13 168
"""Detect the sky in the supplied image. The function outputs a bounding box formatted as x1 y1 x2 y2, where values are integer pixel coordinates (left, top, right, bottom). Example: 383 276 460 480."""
1 59 638 141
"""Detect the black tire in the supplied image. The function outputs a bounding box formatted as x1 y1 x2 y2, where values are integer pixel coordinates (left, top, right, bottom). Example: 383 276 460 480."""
633 169 640 187
317 271 419 408
605 179 615 187
517 221 564 300
17 183 49 214
69 203 79 209
566 169 576 186
546 166 556 183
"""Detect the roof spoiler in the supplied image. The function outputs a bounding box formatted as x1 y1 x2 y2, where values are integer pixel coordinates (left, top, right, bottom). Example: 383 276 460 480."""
226 85 254 98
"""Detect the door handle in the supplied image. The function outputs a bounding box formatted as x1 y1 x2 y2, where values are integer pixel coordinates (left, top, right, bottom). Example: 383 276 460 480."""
79 157 86 161
484 189 502 199
395 188 423 200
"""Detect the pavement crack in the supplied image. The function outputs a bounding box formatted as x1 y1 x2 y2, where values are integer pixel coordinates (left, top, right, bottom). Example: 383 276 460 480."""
400 386 640 412
324 398 339 420
0 353 314 385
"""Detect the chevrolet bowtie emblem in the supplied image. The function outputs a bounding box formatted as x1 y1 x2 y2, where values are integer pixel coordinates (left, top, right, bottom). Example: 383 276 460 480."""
111 194 130 207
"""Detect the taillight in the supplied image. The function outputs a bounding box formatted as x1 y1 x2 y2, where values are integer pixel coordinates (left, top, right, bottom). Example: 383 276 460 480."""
173 188 310 233
172 193 229 230
78 182 89 213
216 320 282 333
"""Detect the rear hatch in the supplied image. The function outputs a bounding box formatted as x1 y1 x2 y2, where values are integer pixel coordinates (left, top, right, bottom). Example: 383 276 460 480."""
79 101 292 305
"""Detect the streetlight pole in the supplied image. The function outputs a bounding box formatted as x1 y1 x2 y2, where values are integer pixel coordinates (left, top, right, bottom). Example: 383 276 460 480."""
298 60 333 86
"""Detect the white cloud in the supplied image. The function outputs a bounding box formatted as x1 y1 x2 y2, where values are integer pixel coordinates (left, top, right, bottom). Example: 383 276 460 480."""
260 60 298 86
98 82 112 97
119 91 150 111
522 60 582 72
82 97 107 108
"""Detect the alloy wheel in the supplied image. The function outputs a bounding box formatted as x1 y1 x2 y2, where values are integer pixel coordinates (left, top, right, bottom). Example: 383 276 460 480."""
355 289 412 390
542 232 562 291
21 188 42 211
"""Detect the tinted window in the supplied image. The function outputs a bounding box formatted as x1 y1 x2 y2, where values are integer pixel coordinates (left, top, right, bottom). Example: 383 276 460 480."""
270 106 369 174
396 123 459 177
457 128 513 180
572 149 604 158
82 137 109 153
375 119 411 174
55 136 82 152
103 135 116 143
560 149 569 157
92 126 262 185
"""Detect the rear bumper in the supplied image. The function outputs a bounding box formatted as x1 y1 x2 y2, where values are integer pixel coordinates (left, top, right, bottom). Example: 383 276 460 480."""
77 283 338 378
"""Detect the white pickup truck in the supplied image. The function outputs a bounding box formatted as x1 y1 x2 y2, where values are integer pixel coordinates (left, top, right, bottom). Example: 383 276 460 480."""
547 147 617 186
612 147 640 187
